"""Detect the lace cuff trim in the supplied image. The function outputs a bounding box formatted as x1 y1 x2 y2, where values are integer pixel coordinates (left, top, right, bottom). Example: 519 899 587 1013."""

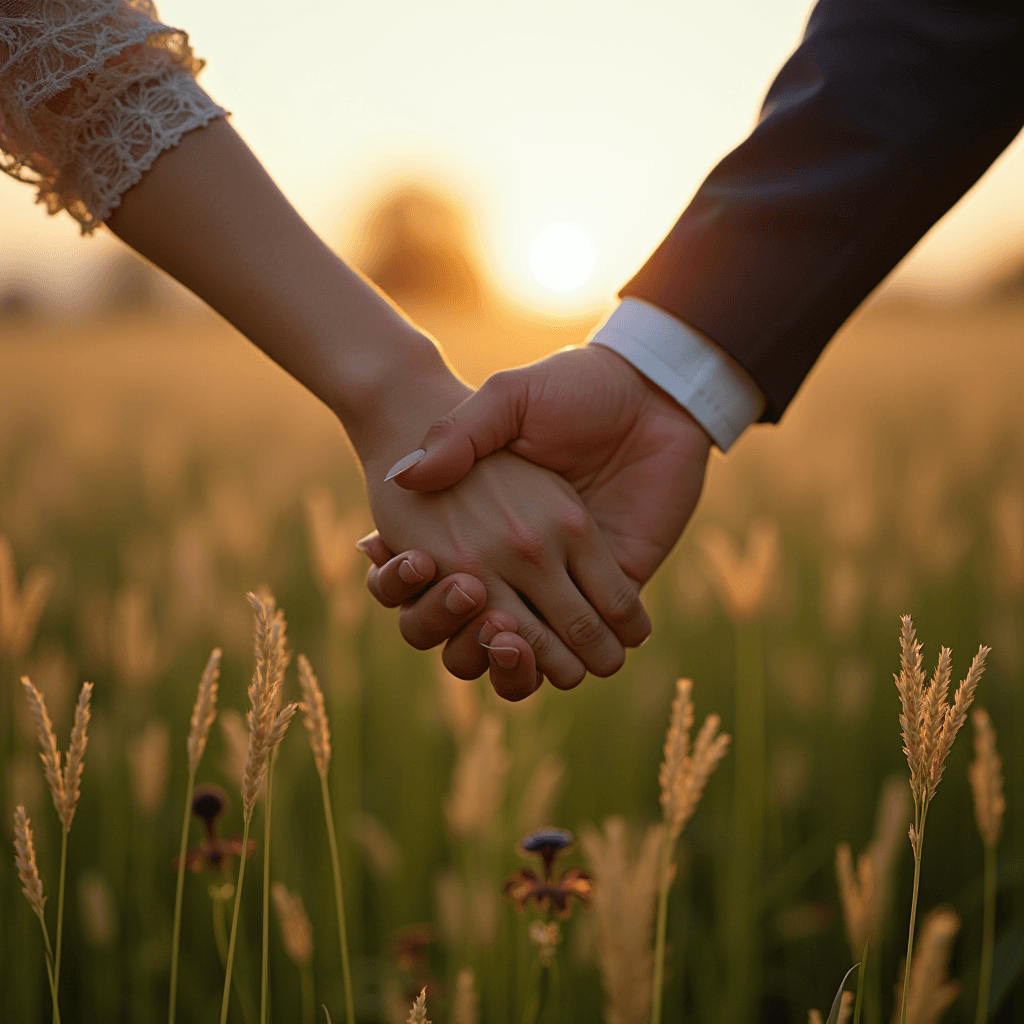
1 0 226 233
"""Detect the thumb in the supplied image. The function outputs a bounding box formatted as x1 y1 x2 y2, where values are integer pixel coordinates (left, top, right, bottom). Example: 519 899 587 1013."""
386 373 525 492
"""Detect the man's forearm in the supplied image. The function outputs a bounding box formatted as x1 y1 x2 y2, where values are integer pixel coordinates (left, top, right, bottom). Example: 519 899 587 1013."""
622 0 1024 420
105 117 462 466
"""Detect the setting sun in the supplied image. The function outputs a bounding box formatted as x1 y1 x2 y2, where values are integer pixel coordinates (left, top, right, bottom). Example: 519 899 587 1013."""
529 222 596 293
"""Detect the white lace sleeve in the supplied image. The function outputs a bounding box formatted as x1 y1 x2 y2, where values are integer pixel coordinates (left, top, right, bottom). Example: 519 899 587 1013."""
0 0 227 233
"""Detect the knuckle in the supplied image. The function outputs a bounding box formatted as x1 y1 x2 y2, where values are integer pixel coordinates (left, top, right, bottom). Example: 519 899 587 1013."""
604 580 643 624
505 522 547 566
557 504 590 541
517 619 556 659
566 610 606 649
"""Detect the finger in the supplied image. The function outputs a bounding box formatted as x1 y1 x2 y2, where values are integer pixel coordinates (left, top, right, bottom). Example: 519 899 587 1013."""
396 573 487 650
486 580 588 693
441 609 519 680
387 372 526 492
366 550 438 610
355 531 394 567
567 540 652 649
372 550 443 607
479 623 542 702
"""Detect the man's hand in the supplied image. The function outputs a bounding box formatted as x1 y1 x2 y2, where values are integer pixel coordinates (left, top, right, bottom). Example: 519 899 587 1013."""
362 344 713 676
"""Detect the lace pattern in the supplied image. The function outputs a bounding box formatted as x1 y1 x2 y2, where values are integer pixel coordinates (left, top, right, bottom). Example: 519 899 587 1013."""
1 0 226 232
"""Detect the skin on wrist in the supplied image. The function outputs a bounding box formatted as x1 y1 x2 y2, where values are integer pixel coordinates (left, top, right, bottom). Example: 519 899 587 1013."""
105 117 466 471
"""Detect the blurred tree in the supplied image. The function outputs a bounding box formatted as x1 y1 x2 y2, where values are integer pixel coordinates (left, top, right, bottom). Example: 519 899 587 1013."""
353 184 483 308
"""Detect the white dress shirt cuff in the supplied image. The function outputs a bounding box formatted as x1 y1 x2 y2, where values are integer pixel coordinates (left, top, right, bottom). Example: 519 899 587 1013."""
588 297 766 452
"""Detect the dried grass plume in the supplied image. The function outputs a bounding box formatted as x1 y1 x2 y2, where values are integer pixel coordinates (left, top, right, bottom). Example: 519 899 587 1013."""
187 648 222 773
451 967 478 1024
582 817 663 1024
444 713 511 839
297 654 331 776
835 778 910 957
241 592 297 821
893 907 961 1024
0 536 54 660
271 881 313 966
660 678 731 841
894 615 988 852
696 519 780 621
22 676 93 830
13 804 46 921
968 707 1005 849
407 988 430 1024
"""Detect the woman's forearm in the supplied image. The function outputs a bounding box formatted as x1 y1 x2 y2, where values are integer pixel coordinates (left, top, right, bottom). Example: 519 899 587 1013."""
105 117 464 466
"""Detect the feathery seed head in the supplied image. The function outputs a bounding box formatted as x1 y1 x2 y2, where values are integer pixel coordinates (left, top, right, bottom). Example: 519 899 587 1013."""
21 675 64 819
297 654 331 775
187 648 221 773
444 713 511 839
696 518 780 621
835 842 875 956
127 718 170 816
898 906 960 1024
12 804 46 921
659 678 730 840
271 882 314 966
407 988 431 1024
894 615 988 817
969 707 1005 848
60 681 93 829
581 817 664 1024
242 591 291 821
451 968 478 1024
0 537 54 660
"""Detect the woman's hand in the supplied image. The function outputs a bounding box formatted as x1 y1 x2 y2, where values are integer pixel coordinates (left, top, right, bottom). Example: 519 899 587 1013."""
357 535 543 699
363 436 651 700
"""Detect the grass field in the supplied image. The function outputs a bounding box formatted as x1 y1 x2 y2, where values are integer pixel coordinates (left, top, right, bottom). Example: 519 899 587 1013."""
1 289 1023 1023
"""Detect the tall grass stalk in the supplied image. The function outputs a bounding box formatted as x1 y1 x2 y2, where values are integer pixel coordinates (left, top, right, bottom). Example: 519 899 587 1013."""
261 750 277 1024
727 622 765 1022
651 841 673 1024
320 772 355 1024
171 647 220 1024
53 825 67 1004
852 940 867 1024
976 842 997 1024
298 653 354 1024
220 815 253 1024
652 679 730 1024
893 616 989 1024
969 707 1004 1024
169 765 197 1024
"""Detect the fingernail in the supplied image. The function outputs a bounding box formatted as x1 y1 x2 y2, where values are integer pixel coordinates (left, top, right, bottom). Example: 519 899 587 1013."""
481 643 520 670
398 559 425 584
477 622 498 646
639 631 652 647
384 448 426 482
444 582 477 615
355 533 374 555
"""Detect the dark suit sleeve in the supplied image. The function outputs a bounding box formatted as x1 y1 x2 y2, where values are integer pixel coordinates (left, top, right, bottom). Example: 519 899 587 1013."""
620 0 1024 422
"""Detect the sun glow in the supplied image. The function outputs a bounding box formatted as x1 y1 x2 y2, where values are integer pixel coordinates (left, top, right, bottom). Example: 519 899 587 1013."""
529 223 596 293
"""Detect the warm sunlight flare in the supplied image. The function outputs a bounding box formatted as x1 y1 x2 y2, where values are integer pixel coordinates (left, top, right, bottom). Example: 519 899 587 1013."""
529 223 596 293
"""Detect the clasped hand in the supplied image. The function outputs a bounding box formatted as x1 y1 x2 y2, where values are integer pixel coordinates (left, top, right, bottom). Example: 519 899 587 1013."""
360 344 712 701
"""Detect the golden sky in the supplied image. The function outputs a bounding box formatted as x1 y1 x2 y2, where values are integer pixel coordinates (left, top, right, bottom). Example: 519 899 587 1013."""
2 0 1022 311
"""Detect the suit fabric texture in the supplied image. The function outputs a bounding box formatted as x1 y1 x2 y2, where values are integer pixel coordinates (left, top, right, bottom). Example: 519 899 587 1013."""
622 0 1024 422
